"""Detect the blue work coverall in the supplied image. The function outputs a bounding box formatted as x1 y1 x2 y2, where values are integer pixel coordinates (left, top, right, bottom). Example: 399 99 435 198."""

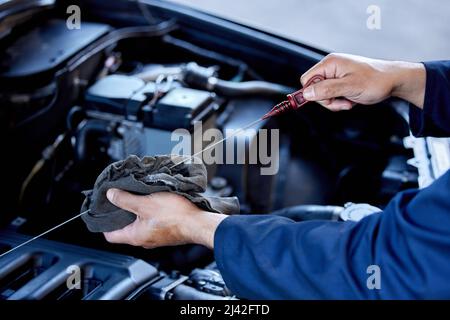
214 61 450 299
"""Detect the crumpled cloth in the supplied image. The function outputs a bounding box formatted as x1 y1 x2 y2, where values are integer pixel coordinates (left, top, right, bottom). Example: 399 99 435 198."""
81 155 240 232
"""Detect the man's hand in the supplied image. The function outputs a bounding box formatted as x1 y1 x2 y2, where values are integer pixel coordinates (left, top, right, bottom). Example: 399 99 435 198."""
103 189 227 249
301 53 426 111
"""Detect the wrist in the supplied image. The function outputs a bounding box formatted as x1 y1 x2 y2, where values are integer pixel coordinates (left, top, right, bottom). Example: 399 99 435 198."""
182 211 227 249
389 61 426 108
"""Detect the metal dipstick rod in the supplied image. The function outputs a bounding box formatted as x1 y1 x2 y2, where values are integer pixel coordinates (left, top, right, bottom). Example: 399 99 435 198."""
170 117 264 169
0 210 90 259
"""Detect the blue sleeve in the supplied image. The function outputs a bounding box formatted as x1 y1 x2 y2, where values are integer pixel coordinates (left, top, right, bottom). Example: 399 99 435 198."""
214 61 450 299
409 61 450 137
214 171 450 299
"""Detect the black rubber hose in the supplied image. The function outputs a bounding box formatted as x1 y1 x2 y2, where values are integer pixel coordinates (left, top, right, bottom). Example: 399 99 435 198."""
163 35 260 80
183 62 295 97
74 119 109 162
211 78 294 96
66 106 85 132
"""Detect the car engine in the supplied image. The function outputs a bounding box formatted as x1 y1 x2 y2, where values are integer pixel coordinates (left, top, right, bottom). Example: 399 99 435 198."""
1 0 447 300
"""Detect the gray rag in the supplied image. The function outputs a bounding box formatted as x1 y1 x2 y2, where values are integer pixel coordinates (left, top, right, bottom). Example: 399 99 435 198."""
81 155 240 232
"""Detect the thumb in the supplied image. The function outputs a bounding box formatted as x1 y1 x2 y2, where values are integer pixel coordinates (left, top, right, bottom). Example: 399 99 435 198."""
106 188 142 216
303 79 349 101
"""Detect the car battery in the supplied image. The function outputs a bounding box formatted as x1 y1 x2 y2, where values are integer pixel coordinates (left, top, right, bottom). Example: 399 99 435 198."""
141 87 219 178
152 87 215 130
83 75 219 178
85 74 156 120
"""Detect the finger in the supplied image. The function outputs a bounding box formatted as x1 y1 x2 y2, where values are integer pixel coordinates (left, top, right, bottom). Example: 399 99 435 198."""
106 188 142 216
317 99 332 106
323 98 355 112
301 53 348 86
104 229 130 244
300 61 326 86
302 79 349 101
103 220 139 245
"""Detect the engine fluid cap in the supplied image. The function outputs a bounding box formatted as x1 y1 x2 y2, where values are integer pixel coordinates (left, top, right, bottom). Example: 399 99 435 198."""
339 203 381 222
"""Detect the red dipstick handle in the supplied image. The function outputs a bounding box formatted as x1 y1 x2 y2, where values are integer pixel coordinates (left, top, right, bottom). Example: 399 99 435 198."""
262 74 325 119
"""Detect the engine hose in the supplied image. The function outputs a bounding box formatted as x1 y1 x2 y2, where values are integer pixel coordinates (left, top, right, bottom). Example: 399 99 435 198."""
66 106 85 132
74 119 110 162
209 78 295 96
18 133 66 207
183 62 294 97
162 35 260 80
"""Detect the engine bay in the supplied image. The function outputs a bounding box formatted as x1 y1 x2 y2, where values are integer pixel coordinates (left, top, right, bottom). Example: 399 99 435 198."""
0 1 422 300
